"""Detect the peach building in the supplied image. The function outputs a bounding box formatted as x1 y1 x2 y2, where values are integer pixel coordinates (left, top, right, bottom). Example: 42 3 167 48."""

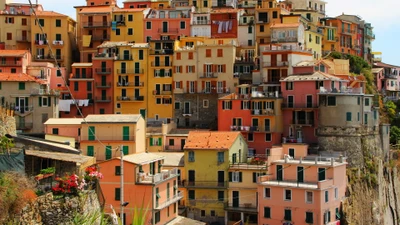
44 118 84 148
97 152 182 225
258 143 347 225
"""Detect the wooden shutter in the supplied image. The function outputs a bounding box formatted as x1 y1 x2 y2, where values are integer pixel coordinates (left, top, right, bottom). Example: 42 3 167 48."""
193 66 196 73
172 82 175 89
38 97 42 106
229 172 232 182
282 69 288 77
194 81 198 93
180 81 183 88
211 81 217 94
186 81 190 93
223 64 226 73
201 81 205 92
186 66 188 73
222 101 225 110
48 97 51 106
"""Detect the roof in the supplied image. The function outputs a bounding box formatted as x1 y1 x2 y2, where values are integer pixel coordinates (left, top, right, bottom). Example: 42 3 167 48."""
44 118 84 125
219 93 237 100
79 6 113 14
375 61 400 68
113 8 147 12
154 153 184 167
166 216 206 225
13 135 80 154
72 63 93 67
167 129 192 135
35 11 69 17
270 23 300 28
25 150 95 164
84 114 142 123
0 50 29 57
371 68 384 73
122 152 165 165
295 61 317 67
210 8 238 13
98 41 130 48
0 73 46 84
184 131 241 150
282 71 343 82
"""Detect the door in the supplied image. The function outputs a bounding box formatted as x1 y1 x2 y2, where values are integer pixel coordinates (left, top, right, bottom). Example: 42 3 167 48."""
134 76 139 86
277 165 283 181
134 62 140 74
188 170 195 186
232 191 239 207
165 56 170 66
101 62 107 72
123 50 130 60
101 90 106 99
218 171 224 187
121 89 126 97
271 54 277 67
184 102 190 114
181 139 186 150
19 97 26 113
289 148 295 158
162 21 168 32
155 56 160 66
101 76 107 86
88 16 93 26
120 62 126 74
232 153 237 164
297 166 304 183
306 95 313 108
102 16 107 26
22 30 27 41
297 130 303 142
264 119 270 132
134 89 140 99
155 84 161 95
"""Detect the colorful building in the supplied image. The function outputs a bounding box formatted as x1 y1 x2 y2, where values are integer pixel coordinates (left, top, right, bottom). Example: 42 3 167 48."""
320 17 358 55
146 121 189 152
30 11 76 74
190 10 211 37
183 131 248 224
210 8 238 39
258 143 347 225
80 114 146 161
110 8 148 43
98 152 182 225
218 85 283 154
44 118 83 148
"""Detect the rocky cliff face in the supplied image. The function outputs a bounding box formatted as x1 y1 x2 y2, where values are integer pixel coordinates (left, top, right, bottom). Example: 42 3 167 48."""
0 108 16 136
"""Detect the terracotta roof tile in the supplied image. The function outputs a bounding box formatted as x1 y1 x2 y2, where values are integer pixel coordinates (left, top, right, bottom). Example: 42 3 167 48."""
79 6 113 14
113 8 146 12
184 131 241 150
270 23 300 28
0 50 29 57
0 73 46 84
36 11 68 17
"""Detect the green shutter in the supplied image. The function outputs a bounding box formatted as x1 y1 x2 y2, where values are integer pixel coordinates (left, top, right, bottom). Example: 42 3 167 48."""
346 112 351 121
115 188 121 200
158 137 162 146
122 146 129 155
167 183 170 199
123 126 129 141
15 97 19 106
106 146 112 160
88 126 95 140
38 97 42 107
150 137 153 146
87 146 94 156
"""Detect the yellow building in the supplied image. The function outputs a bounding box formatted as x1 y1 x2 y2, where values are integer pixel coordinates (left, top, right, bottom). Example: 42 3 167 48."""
110 42 149 116
321 23 338 56
80 114 146 162
30 11 76 74
183 131 248 224
110 8 147 43
0 11 31 50
150 0 171 9
147 40 174 121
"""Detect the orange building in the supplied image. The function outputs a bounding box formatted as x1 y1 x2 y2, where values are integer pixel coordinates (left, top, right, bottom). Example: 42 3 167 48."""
98 152 182 225
320 17 358 55
258 143 347 225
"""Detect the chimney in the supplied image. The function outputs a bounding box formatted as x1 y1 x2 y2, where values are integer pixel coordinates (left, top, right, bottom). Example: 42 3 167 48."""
339 155 344 163
315 157 318 164
331 157 334 166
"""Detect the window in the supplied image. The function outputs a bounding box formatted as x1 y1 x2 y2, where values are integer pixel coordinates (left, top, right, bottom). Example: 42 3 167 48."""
38 19 44 26
74 82 78 91
200 210 205 217
248 133 254 142
264 207 271 218
217 49 223 57
306 191 313 203
327 96 336 106
284 209 292 221
253 172 266 183
128 14 133 21
128 28 133 35
218 191 224 201
324 211 331 223
18 82 25 90
88 126 95 140
115 166 121 175
116 28 120 35
265 133 272 142
206 49 211 57
260 25 264 32
123 126 129 141
210 210 216 217
21 18 27 25
6 33 12 40
248 26 253 33
203 100 209 108
52 128 59 135
346 112 352 121
286 82 293 90
305 212 313 223
203 0 207 7
150 137 162 146
155 211 160 224
365 98 370 106
230 171 242 182
318 168 326 181
87 81 92 91
55 19 61 27
115 188 121 200
176 52 181 60
188 190 195 199
174 102 180 109
217 152 224 163
264 188 271 198
222 101 232 110
335 188 338 199
188 151 195 162
284 189 292 201
168 139 175 146
87 146 94 156
272 11 278 18
325 190 329 202
139 50 144 60
146 21 151 29
188 52 193 59
180 21 186 29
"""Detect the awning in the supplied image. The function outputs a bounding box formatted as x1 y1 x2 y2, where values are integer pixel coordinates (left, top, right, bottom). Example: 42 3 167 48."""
25 149 95 165
83 35 92 47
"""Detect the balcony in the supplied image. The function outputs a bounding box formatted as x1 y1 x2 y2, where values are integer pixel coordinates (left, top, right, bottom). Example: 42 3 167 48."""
271 36 298 43
34 40 48 45
164 145 184 151
115 54 133 60
192 20 211 25
92 35 110 41
83 21 110 28
0 61 22 66
117 96 144 101
251 109 275 116
137 168 178 184
117 69 144 75
150 49 174 55
35 55 63 61
112 20 126 26
16 122 33 130
52 40 64 46
224 202 257 212
16 36 30 42
341 29 355 35
261 45 312 54
151 61 173 67
69 73 93 79
263 61 288 67
185 181 227 189
259 176 334 190
282 102 318 109
117 82 144 87
14 106 34 115
199 72 218 78
94 68 112 75
230 126 250 131
155 192 183 210
95 82 111 88
95 96 111 102
290 119 314 126
158 28 179 34
153 90 172 95
384 73 397 79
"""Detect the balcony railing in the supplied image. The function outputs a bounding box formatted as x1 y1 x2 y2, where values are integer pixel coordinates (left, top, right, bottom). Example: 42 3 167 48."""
341 29 355 35
164 145 184 151
192 20 211 25
115 54 133 60
52 40 64 46
271 37 298 43
83 21 110 28
158 28 179 34
35 55 63 61
185 181 228 188
16 122 33 130
151 61 173 67
155 192 183 210
117 96 144 101
95 82 111 88
150 49 174 55
94 68 112 75
263 61 288 67
224 202 257 211
16 36 30 42
92 35 110 41
0 61 22 66
14 106 34 114
69 74 93 79
117 69 144 75
282 102 318 109
261 45 312 54
137 168 178 184
251 109 275 115
117 82 144 87
95 96 111 102
199 72 219 78
290 119 314 126
153 90 172 95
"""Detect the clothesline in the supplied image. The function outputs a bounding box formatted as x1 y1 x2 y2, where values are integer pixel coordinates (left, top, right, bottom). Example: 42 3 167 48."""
58 99 90 112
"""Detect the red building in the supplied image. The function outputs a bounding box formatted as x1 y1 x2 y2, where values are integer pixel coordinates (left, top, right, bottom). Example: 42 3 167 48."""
210 8 238 38
123 0 150 8
218 84 283 155
92 57 114 114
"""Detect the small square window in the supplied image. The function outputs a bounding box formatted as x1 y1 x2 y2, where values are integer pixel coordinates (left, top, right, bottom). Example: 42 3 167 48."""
284 189 292 201
327 96 336 106
265 133 272 142
306 191 313 203
203 100 209 108
115 166 121 175
116 103 121 108
210 210 216 217
52 128 59 135
180 21 186 29
18 82 25 90
264 188 271 198
248 133 254 142
200 210 205 217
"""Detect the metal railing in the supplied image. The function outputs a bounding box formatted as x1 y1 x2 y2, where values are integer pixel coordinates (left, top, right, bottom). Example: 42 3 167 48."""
224 202 257 210
271 37 298 43
117 82 144 87
151 61 173 67
16 36 30 42
95 82 111 88
35 55 63 61
117 69 144 74
94 68 112 74
70 74 93 79
14 106 34 114
137 168 178 184
94 97 111 102
192 20 210 25
290 119 314 126
199 72 219 78
282 102 318 108
92 35 110 41
164 145 184 151
0 61 22 66
251 109 275 115
185 181 228 188
115 54 133 60
83 21 110 28
158 28 179 34
150 49 174 55
155 192 183 210
116 96 144 101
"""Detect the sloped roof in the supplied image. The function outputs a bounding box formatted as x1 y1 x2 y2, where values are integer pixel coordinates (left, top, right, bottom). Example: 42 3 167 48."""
154 153 184 167
371 68 383 73
25 150 94 164
122 152 164 165
35 11 68 17
84 114 142 123
282 71 343 82
271 23 300 28
79 6 113 14
0 50 29 57
184 131 241 150
0 73 46 84
44 118 84 125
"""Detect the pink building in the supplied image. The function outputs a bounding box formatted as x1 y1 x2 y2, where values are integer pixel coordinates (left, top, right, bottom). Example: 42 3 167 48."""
258 143 347 225
44 118 83 143
26 62 67 90
143 8 191 42
372 68 384 93
280 60 346 144
123 0 150 8
374 62 400 101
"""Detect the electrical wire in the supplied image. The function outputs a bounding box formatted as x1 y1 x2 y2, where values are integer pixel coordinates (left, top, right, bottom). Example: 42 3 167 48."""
27 0 120 151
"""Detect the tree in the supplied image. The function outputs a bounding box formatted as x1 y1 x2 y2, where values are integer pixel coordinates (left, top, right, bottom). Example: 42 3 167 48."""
0 136 14 155
385 101 397 122
390 126 400 145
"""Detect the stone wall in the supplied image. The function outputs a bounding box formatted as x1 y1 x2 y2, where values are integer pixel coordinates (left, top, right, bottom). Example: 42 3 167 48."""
0 107 16 136
19 191 101 225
